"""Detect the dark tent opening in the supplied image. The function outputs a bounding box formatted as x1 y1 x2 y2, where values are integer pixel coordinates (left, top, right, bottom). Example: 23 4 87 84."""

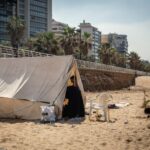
62 76 85 118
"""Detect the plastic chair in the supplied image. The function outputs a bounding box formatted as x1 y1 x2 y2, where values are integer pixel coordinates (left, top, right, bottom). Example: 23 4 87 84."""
89 93 112 122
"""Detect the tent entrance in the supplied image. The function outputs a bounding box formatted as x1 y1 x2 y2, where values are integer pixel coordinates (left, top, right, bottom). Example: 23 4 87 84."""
62 76 85 118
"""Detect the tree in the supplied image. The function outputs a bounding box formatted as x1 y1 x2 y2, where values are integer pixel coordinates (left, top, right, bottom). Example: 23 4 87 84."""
26 37 37 50
60 27 78 55
7 16 25 56
112 52 127 68
79 32 91 59
141 60 150 72
128 51 142 70
57 27 91 59
100 43 117 65
28 32 61 55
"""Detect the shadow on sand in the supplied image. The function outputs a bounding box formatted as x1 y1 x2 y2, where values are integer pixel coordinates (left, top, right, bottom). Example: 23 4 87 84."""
0 117 86 125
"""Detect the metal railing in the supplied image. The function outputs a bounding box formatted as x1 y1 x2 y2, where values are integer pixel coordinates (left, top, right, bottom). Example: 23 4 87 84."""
0 45 51 57
0 45 150 76
76 59 150 76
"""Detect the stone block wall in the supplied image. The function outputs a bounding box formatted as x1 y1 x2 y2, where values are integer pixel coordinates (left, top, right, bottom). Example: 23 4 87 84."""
79 68 135 91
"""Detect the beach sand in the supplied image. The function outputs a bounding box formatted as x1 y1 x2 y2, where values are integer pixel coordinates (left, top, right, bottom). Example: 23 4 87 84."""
0 90 150 150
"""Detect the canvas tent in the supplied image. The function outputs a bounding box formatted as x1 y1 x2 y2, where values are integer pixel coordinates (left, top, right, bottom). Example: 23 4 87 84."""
0 56 85 120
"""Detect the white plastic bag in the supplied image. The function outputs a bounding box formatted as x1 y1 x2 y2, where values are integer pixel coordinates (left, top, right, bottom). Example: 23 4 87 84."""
40 106 56 122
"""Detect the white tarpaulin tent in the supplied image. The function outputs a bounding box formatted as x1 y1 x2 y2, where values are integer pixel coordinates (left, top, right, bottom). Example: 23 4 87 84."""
0 56 85 120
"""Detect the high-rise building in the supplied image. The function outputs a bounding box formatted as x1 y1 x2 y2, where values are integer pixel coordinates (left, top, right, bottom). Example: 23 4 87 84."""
101 33 128 53
0 0 52 42
79 20 101 61
0 1 16 41
51 19 68 36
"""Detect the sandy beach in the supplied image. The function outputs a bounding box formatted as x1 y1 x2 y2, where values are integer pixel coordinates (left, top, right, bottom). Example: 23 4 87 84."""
0 90 150 150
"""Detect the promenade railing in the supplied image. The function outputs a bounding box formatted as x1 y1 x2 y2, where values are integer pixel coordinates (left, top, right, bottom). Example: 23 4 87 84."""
0 45 150 76
76 59 150 76
0 45 51 57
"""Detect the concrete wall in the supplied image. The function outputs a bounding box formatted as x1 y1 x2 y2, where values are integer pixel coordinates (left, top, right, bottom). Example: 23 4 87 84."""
77 60 150 92
79 68 135 91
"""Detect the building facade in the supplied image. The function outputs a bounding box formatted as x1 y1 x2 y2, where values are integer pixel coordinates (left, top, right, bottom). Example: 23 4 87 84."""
0 1 16 41
101 34 109 44
79 21 101 61
101 33 128 53
0 0 52 42
51 19 68 36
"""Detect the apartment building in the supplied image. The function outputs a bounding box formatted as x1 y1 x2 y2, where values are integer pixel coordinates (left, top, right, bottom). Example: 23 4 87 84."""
0 0 52 42
79 20 101 61
101 33 128 53
51 19 68 36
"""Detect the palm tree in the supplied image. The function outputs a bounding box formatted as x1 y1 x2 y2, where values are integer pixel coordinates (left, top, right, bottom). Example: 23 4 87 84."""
128 51 142 70
26 37 37 50
112 52 127 67
7 16 25 56
140 60 150 72
100 43 116 65
60 27 78 55
33 32 60 55
60 27 91 59
79 32 91 59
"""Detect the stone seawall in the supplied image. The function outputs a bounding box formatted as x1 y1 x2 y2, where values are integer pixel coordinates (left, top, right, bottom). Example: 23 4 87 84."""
79 68 135 91
77 59 150 92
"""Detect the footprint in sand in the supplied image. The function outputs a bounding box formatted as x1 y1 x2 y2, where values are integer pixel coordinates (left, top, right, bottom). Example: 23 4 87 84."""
0 137 12 143
11 145 17 149
137 138 142 141
126 138 133 143
101 142 107 146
